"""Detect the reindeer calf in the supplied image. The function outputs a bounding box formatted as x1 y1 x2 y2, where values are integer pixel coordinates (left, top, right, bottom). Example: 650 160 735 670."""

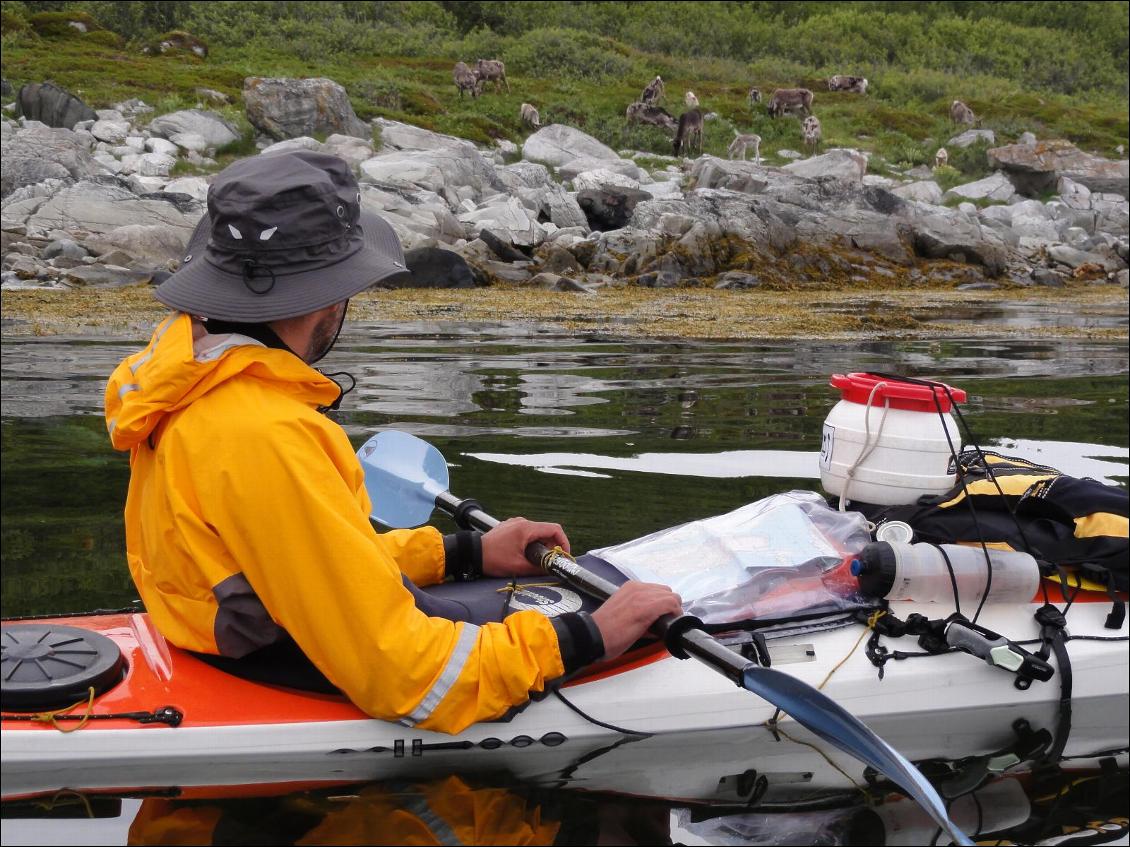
728 131 762 164
802 115 822 155
520 103 540 130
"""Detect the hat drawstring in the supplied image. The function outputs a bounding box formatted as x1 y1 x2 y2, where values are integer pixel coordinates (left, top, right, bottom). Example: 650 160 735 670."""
241 258 276 295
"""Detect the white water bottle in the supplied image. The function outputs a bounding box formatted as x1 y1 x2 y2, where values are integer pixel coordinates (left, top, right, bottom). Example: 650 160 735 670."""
852 540 1040 605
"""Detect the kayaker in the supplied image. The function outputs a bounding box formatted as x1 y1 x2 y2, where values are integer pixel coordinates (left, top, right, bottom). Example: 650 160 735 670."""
103 151 681 734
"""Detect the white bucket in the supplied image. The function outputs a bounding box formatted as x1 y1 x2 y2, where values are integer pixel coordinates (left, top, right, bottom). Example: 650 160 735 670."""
819 373 966 506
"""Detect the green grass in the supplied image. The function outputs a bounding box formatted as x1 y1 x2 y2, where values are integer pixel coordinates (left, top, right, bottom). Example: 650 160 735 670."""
1 17 1126 180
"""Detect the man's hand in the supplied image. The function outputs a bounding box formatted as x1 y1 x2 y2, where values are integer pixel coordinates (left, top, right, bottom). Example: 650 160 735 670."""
591 582 683 659
481 517 570 578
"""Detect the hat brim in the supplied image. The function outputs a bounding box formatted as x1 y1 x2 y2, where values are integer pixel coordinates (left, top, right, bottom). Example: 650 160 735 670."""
154 211 405 322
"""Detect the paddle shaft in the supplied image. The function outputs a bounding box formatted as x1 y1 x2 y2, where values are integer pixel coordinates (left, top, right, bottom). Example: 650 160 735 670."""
435 492 757 686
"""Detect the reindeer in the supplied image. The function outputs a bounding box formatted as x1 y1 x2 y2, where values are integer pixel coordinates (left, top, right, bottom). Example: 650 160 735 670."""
802 115 822 156
452 62 481 99
474 58 510 94
673 108 704 157
950 99 975 126
640 75 666 105
767 88 814 118
626 101 678 132
934 147 949 169
747 87 762 107
727 130 762 163
827 75 869 94
684 90 700 108
520 102 541 130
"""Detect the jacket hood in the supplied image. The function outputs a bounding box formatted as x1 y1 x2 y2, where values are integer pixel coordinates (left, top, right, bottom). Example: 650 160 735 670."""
105 312 342 451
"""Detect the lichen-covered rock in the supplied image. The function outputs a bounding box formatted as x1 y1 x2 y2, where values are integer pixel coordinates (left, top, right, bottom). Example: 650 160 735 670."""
989 139 1129 198
243 77 370 141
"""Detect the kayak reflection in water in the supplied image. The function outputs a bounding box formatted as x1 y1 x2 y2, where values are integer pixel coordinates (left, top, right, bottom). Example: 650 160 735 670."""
125 776 674 846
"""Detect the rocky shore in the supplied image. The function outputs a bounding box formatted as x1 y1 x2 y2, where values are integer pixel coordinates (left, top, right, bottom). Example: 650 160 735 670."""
3 78 1128 309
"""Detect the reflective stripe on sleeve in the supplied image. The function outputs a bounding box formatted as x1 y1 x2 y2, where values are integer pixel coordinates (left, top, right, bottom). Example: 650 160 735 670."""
400 622 480 728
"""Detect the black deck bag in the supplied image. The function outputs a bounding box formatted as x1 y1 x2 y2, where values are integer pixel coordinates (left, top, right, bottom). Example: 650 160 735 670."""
852 449 1128 594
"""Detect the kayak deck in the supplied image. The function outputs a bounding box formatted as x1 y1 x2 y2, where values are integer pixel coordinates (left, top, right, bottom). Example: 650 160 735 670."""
2 594 1127 801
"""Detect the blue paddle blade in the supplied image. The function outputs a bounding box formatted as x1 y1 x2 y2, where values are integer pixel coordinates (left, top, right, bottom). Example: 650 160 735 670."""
742 667 972 847
357 431 451 528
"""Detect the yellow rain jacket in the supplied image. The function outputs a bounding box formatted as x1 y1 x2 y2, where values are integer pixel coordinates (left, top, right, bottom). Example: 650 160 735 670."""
105 313 565 732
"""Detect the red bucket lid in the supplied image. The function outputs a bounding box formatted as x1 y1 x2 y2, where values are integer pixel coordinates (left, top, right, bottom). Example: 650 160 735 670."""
829 373 966 413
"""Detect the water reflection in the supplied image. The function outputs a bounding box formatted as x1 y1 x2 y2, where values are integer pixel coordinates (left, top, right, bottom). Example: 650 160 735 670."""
3 766 1124 846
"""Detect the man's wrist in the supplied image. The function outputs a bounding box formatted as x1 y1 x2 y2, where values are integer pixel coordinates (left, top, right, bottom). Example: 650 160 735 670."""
443 531 483 581
551 611 605 675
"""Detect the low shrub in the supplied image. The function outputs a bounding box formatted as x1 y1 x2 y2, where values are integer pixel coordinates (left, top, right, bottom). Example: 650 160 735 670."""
503 27 634 82
27 10 102 38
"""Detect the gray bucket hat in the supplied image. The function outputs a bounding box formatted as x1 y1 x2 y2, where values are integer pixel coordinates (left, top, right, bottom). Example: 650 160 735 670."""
156 150 405 322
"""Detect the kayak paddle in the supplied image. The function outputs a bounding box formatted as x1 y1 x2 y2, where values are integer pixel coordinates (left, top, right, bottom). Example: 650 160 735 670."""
358 430 973 846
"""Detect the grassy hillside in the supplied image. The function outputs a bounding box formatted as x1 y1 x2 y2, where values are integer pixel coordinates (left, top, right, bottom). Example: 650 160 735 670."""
2 1 1127 183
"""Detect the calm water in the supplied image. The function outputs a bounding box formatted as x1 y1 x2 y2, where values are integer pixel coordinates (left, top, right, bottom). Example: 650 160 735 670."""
1 318 1127 845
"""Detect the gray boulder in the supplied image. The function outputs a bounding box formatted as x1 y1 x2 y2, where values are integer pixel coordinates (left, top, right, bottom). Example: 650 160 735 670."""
145 137 180 157
374 118 469 153
1047 244 1123 272
360 147 499 206
572 168 640 192
947 129 995 148
260 136 323 156
90 119 130 145
358 183 463 247
577 186 654 232
522 125 619 169
169 131 210 154
84 224 189 267
988 140 1129 198
892 180 944 205
943 172 1016 204
12 179 201 238
61 265 154 287
243 77 370 141
558 156 642 182
688 156 773 195
162 177 210 203
782 149 868 182
43 238 88 261
148 110 240 151
16 82 96 130
1 124 100 197
910 212 1008 276
496 162 552 192
379 247 481 288
323 133 374 170
457 196 546 247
